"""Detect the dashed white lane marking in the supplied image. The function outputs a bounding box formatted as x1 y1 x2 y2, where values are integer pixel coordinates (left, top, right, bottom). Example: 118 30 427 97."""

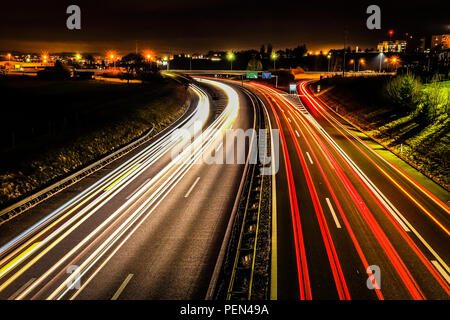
306 152 314 165
326 198 342 229
295 130 300 138
184 177 201 198
8 278 36 300
111 274 134 300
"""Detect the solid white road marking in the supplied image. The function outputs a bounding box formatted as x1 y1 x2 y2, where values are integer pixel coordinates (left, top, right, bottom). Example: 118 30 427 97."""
8 278 36 300
325 198 341 229
431 260 450 284
126 179 151 200
184 177 201 198
306 152 314 165
111 274 134 300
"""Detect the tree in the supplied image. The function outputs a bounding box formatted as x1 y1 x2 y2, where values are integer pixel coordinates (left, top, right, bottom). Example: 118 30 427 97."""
84 54 95 66
260 45 266 56
120 53 144 83
139 62 162 83
267 43 273 56
292 44 307 59
37 60 71 80
247 58 263 71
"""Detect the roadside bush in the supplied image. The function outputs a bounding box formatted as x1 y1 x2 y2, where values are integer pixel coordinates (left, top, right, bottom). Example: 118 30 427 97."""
420 75 449 123
385 72 422 112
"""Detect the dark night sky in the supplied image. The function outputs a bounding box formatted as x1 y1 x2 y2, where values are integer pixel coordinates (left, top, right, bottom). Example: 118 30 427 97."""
0 0 448 55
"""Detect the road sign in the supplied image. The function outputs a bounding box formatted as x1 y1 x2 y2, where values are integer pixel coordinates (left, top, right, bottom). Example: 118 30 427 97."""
262 72 272 79
246 72 258 79
289 83 297 92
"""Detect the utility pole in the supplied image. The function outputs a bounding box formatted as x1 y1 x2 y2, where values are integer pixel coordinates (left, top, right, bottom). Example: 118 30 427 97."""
379 54 382 73
343 28 348 77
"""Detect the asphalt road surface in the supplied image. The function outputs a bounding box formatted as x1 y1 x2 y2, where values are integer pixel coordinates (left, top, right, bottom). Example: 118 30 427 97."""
0 78 255 300
246 80 449 300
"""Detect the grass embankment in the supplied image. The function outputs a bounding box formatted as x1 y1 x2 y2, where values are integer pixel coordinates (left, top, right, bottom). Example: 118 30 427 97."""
0 77 189 208
317 76 449 190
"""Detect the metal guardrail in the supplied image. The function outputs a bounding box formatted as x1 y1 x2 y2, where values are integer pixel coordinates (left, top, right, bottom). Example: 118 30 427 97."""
0 127 155 226
0 80 195 226
225 92 269 300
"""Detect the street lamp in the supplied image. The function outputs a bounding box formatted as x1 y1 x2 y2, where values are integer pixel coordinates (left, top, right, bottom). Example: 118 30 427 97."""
187 54 192 70
163 56 169 71
109 53 116 69
358 58 365 72
327 54 332 73
271 52 278 70
391 57 399 71
378 53 384 73
227 52 235 70
349 59 355 72
7 53 11 61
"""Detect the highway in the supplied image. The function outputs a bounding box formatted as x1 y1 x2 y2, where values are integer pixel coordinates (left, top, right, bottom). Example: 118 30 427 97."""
245 80 449 300
0 72 448 301
0 78 255 300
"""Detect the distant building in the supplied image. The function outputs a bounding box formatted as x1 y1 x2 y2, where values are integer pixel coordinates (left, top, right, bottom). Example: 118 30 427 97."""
405 34 426 53
431 34 450 50
377 40 406 53
0 61 53 70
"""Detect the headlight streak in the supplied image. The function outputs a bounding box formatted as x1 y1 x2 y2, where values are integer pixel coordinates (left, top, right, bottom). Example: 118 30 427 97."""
47 78 239 300
0 92 199 262
0 90 201 259
12 79 239 300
